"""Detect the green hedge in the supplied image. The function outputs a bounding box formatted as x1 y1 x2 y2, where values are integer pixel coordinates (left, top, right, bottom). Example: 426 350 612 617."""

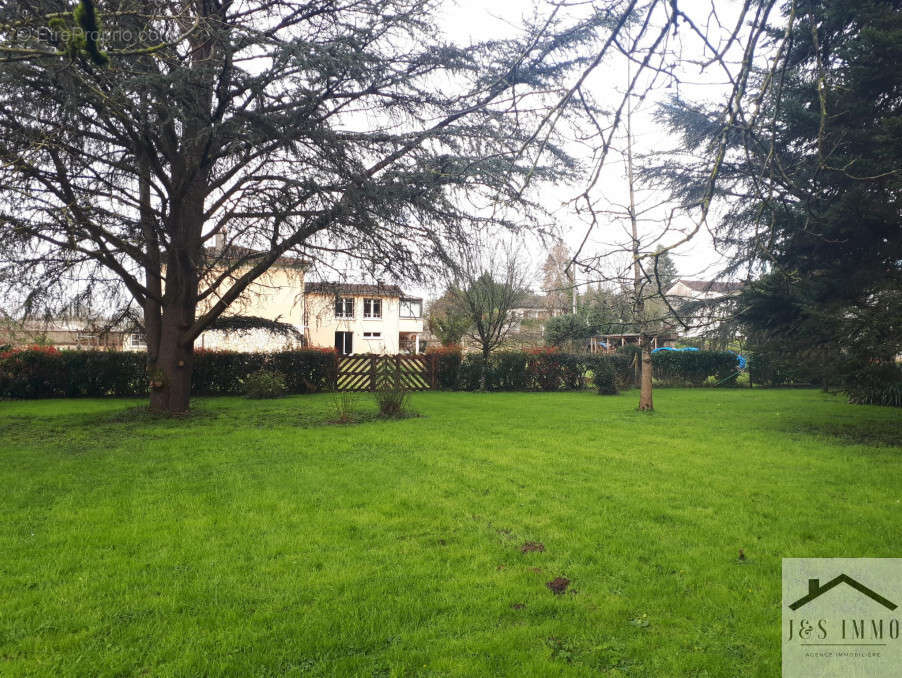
0 347 336 399
651 350 741 387
0 345 749 399
426 347 463 390
451 351 618 392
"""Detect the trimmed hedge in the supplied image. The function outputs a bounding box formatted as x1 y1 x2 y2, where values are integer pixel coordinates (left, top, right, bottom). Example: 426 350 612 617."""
0 345 748 399
0 347 336 399
442 350 618 392
426 346 463 390
651 350 741 387
0 347 148 398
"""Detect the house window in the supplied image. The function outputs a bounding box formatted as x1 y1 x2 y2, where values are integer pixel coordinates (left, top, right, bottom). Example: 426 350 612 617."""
335 297 354 318
334 331 353 355
363 331 381 338
129 333 147 348
363 298 382 319
400 299 421 318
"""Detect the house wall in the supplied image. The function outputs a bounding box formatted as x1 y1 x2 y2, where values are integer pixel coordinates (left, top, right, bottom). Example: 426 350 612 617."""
195 265 305 352
666 281 718 301
304 294 424 354
0 321 129 350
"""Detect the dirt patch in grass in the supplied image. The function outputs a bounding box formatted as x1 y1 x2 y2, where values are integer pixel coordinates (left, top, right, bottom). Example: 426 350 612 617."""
521 541 545 553
511 603 526 610
547 577 570 594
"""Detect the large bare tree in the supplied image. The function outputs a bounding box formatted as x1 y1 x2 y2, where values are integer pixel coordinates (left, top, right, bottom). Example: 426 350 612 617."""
0 0 595 412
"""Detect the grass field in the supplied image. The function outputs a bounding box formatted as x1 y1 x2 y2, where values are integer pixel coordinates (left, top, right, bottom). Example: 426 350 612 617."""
1 389 900 677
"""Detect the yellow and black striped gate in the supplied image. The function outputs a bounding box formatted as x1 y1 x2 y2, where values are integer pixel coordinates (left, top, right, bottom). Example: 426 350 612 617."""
336 354 432 391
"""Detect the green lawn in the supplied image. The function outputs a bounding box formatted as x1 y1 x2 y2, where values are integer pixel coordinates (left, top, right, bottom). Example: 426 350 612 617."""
1 390 900 677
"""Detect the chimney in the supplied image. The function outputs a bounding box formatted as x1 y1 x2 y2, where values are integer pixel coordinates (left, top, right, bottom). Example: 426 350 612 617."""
809 579 820 595
214 230 227 252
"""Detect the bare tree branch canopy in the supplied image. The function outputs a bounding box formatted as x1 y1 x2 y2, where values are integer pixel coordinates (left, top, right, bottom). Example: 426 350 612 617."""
0 0 603 412
447 243 529 368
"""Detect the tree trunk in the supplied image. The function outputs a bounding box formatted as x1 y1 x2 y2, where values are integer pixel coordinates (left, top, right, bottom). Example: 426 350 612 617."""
638 337 654 411
148 305 194 413
480 346 491 391
146 181 203 414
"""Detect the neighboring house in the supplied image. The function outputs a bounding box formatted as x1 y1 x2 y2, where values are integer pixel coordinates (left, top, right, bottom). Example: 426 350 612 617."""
4 239 425 354
664 279 744 339
510 293 563 325
194 239 307 351
665 279 744 301
303 282 424 355
0 317 140 351
506 292 566 346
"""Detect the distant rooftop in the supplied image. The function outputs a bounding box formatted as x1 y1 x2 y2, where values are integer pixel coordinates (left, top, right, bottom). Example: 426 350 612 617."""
305 281 405 297
673 279 744 294
204 244 307 270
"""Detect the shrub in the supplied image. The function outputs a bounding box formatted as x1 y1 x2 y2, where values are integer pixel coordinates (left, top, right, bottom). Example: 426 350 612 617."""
590 356 618 395
192 349 335 395
0 346 65 398
844 363 902 407
609 353 635 390
525 348 586 391
458 354 497 391
0 348 337 399
329 390 358 424
243 369 287 399
269 348 337 394
62 350 147 397
747 350 818 386
373 360 409 417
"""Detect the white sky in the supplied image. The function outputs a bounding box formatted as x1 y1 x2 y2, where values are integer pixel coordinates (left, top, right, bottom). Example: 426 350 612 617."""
429 0 750 298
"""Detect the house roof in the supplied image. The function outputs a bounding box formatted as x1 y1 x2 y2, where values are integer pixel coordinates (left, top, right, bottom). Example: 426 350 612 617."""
203 245 308 270
513 293 549 309
672 279 744 294
305 281 404 297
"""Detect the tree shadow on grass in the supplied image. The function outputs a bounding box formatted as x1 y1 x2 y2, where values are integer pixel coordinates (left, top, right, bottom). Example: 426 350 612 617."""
0 396 422 449
777 415 902 449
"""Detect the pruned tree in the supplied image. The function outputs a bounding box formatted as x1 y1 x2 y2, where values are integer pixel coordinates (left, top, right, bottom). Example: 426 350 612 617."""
0 0 598 412
448 245 529 364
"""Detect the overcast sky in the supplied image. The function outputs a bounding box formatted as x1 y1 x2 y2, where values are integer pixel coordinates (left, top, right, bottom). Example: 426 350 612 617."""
429 0 750 297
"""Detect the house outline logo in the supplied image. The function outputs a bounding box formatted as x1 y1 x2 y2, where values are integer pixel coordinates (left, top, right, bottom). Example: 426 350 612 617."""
788 573 898 611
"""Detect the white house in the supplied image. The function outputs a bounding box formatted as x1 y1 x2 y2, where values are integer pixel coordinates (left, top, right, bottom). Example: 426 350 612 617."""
195 244 307 352
665 279 744 338
665 279 744 301
303 282 424 355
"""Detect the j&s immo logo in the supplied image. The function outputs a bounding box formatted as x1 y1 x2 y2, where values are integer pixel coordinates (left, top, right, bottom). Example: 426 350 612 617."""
783 558 901 677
